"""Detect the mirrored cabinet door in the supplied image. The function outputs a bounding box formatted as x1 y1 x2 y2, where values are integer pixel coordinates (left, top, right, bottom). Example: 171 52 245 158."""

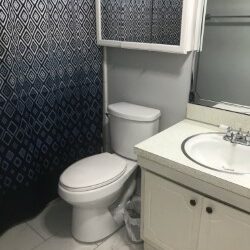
96 0 207 54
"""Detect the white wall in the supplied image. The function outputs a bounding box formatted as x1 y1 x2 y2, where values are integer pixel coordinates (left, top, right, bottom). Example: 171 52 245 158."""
107 48 193 130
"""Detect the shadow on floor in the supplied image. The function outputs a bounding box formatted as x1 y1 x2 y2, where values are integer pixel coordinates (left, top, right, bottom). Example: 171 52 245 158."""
44 200 72 238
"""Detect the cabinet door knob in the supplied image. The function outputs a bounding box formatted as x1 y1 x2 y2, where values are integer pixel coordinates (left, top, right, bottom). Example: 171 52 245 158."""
190 199 197 206
206 207 213 214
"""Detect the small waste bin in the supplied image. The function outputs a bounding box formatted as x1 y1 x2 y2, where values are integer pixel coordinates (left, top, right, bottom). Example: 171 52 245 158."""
124 196 143 243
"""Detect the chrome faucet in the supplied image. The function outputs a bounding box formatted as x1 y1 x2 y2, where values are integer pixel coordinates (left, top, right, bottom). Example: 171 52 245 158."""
223 127 250 146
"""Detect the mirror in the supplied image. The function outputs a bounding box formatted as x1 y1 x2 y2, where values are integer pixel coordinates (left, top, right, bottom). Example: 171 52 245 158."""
100 0 183 45
191 0 250 115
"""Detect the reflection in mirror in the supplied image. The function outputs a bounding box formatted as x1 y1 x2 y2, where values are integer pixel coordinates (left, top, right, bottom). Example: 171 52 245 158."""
191 0 250 115
101 0 183 45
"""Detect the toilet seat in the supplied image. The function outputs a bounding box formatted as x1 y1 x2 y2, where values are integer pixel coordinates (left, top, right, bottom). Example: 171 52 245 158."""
59 153 127 192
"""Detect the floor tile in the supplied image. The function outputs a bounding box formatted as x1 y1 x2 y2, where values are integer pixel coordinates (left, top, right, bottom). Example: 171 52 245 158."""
95 227 143 250
33 236 97 250
0 223 44 250
114 245 143 250
27 199 72 239
1 198 143 250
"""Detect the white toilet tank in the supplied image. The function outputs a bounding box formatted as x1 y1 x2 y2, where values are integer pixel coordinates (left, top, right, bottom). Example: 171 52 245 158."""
108 102 161 160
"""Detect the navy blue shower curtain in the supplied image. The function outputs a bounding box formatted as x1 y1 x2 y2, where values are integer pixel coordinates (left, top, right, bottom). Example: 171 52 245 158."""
0 0 103 233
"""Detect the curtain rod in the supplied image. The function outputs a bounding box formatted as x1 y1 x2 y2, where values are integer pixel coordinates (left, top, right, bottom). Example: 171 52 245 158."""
206 14 250 20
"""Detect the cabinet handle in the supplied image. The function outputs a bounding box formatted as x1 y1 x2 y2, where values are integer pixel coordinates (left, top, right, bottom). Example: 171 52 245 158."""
190 199 197 206
206 207 213 214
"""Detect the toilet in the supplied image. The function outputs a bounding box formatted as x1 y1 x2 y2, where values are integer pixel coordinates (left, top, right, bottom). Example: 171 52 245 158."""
58 102 161 243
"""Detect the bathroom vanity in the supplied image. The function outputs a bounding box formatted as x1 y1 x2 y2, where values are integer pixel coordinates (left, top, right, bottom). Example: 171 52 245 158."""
135 105 250 250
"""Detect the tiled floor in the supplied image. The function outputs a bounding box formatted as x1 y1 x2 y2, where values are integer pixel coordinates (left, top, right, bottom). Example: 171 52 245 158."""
0 199 143 250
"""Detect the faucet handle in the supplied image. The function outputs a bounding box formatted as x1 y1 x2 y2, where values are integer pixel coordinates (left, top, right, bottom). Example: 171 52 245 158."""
238 128 244 136
246 131 250 144
222 126 234 142
226 127 233 137
233 128 244 140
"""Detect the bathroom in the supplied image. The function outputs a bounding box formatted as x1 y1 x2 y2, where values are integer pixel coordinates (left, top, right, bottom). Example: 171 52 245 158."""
0 0 249 249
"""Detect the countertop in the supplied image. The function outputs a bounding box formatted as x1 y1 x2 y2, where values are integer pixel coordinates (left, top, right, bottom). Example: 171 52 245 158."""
135 119 250 200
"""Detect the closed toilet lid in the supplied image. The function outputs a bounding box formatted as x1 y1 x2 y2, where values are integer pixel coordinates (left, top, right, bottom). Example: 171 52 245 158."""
59 153 127 191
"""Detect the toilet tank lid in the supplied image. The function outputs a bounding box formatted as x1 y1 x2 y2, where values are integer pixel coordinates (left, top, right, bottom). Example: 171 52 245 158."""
108 102 161 122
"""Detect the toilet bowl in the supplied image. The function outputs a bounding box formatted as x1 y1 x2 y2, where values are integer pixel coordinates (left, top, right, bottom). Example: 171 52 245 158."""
58 102 161 243
59 153 137 242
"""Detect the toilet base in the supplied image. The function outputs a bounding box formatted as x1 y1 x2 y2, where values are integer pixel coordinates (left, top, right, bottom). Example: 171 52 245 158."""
72 206 122 243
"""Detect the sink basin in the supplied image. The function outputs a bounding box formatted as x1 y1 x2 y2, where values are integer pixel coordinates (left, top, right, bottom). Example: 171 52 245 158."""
182 133 250 174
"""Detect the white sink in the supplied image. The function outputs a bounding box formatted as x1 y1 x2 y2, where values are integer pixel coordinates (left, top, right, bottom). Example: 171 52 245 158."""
182 133 250 174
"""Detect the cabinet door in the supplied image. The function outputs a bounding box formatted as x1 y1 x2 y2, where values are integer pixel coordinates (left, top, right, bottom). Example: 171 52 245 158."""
143 172 203 250
198 198 250 250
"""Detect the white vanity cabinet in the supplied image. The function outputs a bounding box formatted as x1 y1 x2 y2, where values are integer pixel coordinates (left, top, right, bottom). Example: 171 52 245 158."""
142 171 250 250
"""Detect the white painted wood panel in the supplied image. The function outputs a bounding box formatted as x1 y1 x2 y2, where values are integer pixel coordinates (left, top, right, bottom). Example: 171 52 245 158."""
198 198 250 250
143 172 203 250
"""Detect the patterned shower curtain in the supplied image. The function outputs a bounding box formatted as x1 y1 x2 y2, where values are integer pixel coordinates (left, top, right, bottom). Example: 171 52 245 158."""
101 0 183 45
0 0 103 233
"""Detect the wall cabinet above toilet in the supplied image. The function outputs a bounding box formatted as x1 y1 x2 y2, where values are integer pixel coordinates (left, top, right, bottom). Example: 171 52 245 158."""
96 0 207 54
